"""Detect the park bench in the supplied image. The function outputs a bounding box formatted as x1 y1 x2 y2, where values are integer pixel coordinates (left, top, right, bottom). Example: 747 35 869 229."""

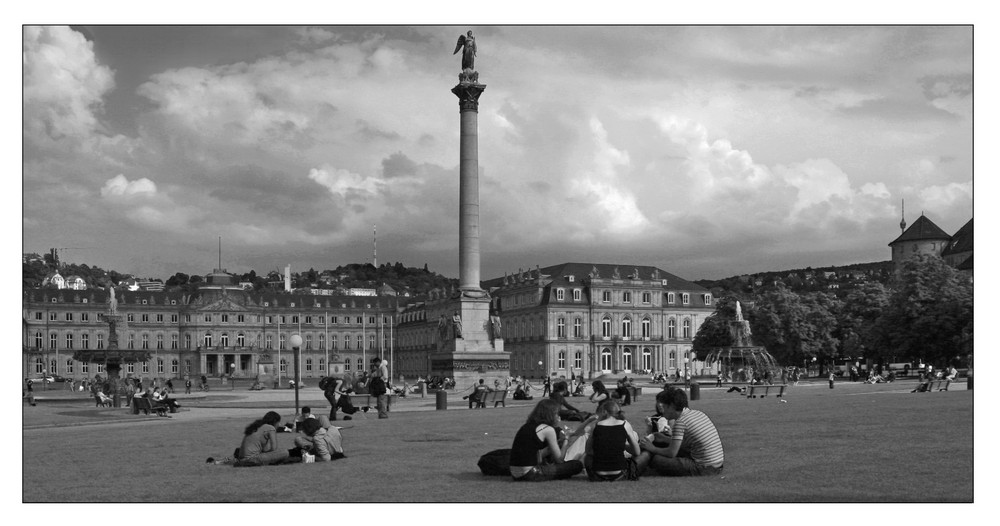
746 384 787 400
347 393 398 411
132 397 168 416
94 393 112 408
481 389 509 408
917 379 953 392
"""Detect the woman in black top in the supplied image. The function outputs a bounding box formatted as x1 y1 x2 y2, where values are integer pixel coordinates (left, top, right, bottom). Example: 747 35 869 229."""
508 399 583 481
585 400 641 481
590 380 610 404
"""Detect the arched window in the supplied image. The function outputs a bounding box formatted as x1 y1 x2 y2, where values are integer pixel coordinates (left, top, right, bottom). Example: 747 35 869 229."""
682 318 692 339
280 334 286 350
204 333 213 348
601 316 612 338
35 332 42 348
641 318 651 338
622 348 633 371
622 317 632 338
600 348 612 371
642 348 652 371
557 318 566 338
318 334 325 350
306 334 313 350
667 318 677 339
237 333 245 347
220 333 229 347
573 318 582 338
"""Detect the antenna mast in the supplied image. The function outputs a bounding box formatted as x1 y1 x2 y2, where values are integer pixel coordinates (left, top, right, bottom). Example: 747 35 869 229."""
899 199 906 233
218 236 222 269
373 224 377 267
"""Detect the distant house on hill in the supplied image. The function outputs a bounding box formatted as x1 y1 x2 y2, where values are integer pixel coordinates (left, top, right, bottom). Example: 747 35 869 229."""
890 214 973 278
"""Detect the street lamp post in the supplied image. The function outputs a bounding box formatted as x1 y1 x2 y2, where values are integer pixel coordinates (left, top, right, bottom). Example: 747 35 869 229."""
231 362 236 391
290 334 303 417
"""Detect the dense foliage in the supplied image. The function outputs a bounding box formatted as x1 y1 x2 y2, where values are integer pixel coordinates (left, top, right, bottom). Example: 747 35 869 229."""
693 256 973 370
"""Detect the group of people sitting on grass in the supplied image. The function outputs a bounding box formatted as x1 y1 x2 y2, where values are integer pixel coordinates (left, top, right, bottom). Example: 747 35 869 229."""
208 407 347 466
503 385 724 481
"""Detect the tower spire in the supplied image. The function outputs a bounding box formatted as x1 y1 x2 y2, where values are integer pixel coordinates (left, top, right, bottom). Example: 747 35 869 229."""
899 199 906 234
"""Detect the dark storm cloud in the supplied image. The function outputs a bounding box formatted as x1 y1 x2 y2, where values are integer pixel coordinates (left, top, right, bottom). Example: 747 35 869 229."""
208 164 328 218
381 152 418 179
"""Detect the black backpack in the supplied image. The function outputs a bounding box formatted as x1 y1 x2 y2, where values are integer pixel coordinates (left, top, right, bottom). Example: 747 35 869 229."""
318 376 334 391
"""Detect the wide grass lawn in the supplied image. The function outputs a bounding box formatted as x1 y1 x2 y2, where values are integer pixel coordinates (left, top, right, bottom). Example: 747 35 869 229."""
22 382 973 502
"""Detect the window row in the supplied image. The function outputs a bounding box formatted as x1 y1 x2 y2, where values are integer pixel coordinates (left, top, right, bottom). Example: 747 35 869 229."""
33 331 394 352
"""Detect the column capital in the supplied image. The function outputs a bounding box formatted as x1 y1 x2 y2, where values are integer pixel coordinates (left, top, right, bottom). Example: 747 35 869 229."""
452 82 486 112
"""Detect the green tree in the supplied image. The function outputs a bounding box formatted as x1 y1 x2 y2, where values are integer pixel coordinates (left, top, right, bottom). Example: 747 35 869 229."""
837 282 889 362
870 254 973 367
749 285 841 371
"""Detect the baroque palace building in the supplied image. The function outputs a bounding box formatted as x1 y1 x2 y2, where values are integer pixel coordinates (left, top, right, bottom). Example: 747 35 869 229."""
394 262 715 381
22 268 400 383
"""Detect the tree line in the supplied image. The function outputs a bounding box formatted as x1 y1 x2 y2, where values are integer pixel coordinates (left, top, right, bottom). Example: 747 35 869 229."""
692 254 973 372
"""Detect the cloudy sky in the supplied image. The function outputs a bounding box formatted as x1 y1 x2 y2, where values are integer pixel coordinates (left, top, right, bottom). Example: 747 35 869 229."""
21 22 974 282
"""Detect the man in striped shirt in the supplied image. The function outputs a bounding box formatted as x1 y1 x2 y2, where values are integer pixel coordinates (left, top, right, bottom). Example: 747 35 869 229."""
635 387 724 476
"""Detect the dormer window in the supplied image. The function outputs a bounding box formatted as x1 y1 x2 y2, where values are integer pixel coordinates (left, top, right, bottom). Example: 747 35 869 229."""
704 294 712 305
573 289 581 301
556 289 565 301
682 293 690 305
568 275 575 283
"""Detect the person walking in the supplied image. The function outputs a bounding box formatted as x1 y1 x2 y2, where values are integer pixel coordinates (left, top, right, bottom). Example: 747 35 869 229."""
184 378 192 394
828 370 835 389
368 357 390 419
542 376 551 397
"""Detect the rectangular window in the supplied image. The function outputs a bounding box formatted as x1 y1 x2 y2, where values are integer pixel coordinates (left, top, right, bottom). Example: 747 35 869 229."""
157 359 164 374
357 336 363 349
573 318 582 338
97 333 104 349
50 333 57 349
141 334 149 349
332 316 338 324
642 292 651 304
50 312 57 321
82 333 89 349
238 314 245 323
156 314 164 323
574 352 582 370
369 316 376 324
156 334 164 350
66 360 74 374
704 294 712 305
171 334 178 349
667 293 676 304
573 289 581 301
127 314 134 322
556 289 565 301
222 314 229 323
65 312 74 321
65 334 74 349
35 312 42 320
682 293 690 305
141 314 149 323
557 352 565 369
204 314 211 322
81 312 89 322
185 314 191 322
292 315 299 324
305 316 312 324
557 318 566 338
623 291 632 303
331 335 338 350
602 291 611 303
82 362 89 374
356 316 363 324
141 362 149 373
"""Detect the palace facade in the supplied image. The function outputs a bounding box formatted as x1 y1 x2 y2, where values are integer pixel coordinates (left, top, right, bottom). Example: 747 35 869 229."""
22 269 400 384
394 262 716 381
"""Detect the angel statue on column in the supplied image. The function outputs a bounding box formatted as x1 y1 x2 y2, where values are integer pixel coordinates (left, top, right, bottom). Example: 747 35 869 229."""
454 30 477 71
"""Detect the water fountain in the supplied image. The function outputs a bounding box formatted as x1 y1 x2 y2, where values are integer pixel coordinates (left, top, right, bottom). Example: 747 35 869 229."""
704 301 780 382
71 285 151 407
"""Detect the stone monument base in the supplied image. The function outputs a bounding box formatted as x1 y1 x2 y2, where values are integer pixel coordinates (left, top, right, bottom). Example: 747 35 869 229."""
429 352 510 392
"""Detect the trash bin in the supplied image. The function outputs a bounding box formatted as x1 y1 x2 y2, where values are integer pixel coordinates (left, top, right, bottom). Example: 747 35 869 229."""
689 382 700 401
436 389 448 410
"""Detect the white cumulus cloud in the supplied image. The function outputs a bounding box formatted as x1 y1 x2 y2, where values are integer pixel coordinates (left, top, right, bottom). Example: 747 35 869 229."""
100 174 157 197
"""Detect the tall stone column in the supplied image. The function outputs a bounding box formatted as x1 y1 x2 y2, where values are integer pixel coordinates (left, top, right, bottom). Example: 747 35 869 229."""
451 82 486 293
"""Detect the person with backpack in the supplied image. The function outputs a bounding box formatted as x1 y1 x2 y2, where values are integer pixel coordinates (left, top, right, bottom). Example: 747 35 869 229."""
321 375 359 421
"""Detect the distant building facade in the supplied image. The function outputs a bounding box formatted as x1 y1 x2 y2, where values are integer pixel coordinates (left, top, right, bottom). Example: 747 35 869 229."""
394 262 715 380
889 215 973 278
22 268 399 383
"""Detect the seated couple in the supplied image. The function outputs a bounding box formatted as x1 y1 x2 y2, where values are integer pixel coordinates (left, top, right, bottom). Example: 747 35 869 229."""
208 410 346 466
